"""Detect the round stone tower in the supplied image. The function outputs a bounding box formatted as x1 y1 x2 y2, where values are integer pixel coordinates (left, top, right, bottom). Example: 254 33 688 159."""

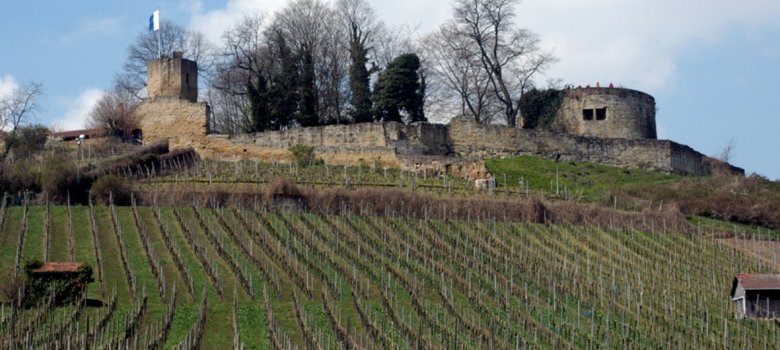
554 87 656 139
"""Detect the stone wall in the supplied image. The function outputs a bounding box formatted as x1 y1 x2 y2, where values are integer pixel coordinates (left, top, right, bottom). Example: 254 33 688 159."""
136 97 741 177
137 97 210 149
555 87 656 139
448 117 741 175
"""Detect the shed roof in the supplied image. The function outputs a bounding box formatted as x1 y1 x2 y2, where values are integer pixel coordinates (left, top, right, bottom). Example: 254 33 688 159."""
49 128 108 140
732 274 780 296
31 262 82 273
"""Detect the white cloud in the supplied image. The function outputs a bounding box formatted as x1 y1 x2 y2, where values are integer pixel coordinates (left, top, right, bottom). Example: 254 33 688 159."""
186 0 450 46
516 0 780 93
0 75 19 101
59 16 124 45
188 0 286 44
51 89 105 131
186 0 780 94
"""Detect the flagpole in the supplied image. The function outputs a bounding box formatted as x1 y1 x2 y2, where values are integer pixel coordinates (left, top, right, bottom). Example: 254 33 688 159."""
156 8 162 58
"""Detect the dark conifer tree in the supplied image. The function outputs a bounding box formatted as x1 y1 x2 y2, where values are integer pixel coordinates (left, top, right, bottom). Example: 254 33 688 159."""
246 74 270 132
296 45 319 127
372 53 426 124
348 23 374 123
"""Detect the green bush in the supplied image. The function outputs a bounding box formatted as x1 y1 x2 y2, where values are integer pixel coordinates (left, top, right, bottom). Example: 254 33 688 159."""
23 260 94 307
289 144 315 167
519 88 564 129
90 175 131 205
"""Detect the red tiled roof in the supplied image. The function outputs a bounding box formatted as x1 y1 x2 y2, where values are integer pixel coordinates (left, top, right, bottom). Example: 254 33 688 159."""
31 262 82 273
735 274 780 290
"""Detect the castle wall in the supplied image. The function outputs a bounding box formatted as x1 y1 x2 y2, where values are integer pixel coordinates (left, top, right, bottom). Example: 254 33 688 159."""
448 118 728 175
555 88 656 139
135 98 740 177
136 97 210 149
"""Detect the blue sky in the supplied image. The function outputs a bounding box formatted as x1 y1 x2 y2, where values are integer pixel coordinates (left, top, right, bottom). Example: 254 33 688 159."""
1 0 778 179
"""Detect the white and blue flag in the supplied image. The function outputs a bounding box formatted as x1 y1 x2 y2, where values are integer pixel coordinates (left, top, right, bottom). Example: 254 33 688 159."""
149 10 160 32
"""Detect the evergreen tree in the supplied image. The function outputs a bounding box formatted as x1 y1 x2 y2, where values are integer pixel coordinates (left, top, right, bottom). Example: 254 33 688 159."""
246 74 270 132
267 31 299 130
372 53 426 124
348 23 374 123
296 45 319 127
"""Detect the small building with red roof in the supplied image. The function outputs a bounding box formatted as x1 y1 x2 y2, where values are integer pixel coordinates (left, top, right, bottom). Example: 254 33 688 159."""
30 262 83 274
731 274 780 319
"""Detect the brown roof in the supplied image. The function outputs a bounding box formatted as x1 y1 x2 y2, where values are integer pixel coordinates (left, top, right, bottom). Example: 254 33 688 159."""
735 274 780 290
31 262 82 273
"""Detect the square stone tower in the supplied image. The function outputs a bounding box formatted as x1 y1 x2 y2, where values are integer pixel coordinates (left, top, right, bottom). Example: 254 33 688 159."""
147 51 198 102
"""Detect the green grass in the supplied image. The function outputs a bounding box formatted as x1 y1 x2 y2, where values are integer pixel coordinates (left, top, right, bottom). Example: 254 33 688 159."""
21 206 44 263
690 215 780 239
485 155 683 201
47 206 72 262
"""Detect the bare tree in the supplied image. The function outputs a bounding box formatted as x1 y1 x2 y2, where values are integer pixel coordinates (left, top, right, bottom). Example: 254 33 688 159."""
274 0 348 124
87 89 140 142
118 20 216 100
336 0 383 123
373 24 417 70
452 0 555 127
422 22 499 124
210 13 270 134
1 81 43 163
718 137 737 163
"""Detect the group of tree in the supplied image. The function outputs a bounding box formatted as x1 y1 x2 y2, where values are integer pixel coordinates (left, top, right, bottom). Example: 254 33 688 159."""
96 0 553 137
207 0 427 133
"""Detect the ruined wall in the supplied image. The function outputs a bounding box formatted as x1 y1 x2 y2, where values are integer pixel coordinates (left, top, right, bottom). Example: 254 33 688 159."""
136 97 210 149
555 87 656 139
136 97 739 177
448 117 738 175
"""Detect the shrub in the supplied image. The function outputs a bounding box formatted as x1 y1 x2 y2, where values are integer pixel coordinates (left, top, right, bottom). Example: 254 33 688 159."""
90 175 131 205
289 144 315 167
23 260 94 307
41 156 81 203
519 88 564 129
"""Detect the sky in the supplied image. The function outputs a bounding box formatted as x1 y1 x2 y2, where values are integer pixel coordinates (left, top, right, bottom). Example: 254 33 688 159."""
0 0 778 179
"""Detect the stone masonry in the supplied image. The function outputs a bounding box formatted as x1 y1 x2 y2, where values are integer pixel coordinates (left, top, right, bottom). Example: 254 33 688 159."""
135 56 742 177
554 87 657 139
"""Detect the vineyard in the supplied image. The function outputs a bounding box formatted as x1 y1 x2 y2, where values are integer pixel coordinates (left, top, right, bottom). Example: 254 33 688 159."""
0 199 779 349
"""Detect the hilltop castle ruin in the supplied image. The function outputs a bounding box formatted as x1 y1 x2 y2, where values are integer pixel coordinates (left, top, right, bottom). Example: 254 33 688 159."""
137 54 742 177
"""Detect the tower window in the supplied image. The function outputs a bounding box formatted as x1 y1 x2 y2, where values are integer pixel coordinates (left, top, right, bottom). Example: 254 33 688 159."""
186 74 190 84
582 109 594 121
596 108 607 120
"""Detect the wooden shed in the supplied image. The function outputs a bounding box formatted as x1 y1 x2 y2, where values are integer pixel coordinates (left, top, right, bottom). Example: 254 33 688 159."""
731 274 780 319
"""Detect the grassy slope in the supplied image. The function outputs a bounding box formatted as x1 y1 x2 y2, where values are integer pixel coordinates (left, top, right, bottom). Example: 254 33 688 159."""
485 155 682 201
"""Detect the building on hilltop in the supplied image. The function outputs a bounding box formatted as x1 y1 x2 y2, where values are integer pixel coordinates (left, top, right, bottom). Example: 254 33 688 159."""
147 51 198 103
555 87 657 139
137 52 210 151
134 56 742 177
731 274 780 319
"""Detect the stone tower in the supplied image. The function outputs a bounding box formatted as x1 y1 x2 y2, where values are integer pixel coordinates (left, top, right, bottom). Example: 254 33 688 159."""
555 87 656 139
146 51 198 102
136 52 209 149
